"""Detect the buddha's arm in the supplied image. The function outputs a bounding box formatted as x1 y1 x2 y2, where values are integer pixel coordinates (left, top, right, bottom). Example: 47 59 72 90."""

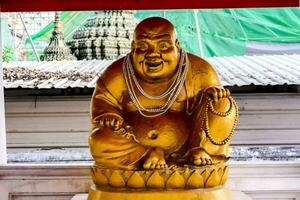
91 78 124 130
186 56 238 165
90 77 149 169
186 55 223 136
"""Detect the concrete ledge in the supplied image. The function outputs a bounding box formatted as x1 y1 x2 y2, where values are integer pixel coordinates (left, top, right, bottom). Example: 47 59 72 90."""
7 146 300 163
72 194 88 200
0 162 299 200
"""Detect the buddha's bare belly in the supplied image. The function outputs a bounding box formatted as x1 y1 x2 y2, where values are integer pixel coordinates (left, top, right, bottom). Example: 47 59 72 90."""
125 111 190 154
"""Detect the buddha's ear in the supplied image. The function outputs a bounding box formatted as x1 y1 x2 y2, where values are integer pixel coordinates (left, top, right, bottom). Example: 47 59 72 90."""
131 41 135 51
175 39 181 52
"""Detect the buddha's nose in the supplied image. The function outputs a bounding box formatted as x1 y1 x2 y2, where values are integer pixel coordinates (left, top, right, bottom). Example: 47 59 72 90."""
145 47 161 61
145 53 160 60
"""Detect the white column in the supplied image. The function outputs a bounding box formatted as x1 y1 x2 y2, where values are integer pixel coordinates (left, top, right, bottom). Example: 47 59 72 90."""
0 12 7 165
193 9 204 58
162 10 166 18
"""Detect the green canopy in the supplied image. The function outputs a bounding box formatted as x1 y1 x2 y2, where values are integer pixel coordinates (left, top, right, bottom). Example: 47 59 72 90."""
25 11 95 44
24 8 300 60
136 8 300 57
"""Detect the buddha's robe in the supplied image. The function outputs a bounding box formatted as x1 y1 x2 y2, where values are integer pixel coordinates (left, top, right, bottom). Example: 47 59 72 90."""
89 53 237 169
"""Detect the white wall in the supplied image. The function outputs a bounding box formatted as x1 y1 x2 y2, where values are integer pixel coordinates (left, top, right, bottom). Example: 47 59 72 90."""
0 163 299 200
0 165 92 200
2 93 300 199
4 94 300 148
0 68 6 164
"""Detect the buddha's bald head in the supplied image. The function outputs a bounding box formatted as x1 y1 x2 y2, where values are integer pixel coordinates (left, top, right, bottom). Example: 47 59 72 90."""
131 17 181 82
133 17 177 41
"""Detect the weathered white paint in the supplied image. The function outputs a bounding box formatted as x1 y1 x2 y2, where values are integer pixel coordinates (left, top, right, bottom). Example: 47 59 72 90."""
0 163 299 200
0 185 9 200
4 94 300 147
71 194 87 200
0 164 92 200
0 12 7 164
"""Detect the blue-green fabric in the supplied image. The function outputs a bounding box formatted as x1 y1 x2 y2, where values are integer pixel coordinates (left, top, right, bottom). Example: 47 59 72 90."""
136 8 300 57
18 8 300 60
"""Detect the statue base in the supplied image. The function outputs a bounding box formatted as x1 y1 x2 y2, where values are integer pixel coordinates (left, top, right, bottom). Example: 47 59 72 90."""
87 185 251 200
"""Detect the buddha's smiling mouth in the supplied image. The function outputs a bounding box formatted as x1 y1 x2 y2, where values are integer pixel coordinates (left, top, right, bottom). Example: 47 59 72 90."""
145 61 163 72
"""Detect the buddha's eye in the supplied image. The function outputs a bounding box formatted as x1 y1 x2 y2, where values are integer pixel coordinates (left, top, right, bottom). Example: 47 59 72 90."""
158 42 171 51
136 42 148 51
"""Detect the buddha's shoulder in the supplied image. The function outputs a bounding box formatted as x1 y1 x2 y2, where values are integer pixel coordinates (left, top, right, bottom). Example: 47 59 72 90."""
98 57 125 85
187 53 217 76
187 53 221 86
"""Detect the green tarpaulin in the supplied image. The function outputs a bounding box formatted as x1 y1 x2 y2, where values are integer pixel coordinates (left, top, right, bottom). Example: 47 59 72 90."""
23 8 300 60
26 11 95 43
136 8 300 57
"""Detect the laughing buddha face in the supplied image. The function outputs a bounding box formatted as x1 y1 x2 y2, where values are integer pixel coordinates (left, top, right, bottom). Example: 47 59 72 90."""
131 17 181 83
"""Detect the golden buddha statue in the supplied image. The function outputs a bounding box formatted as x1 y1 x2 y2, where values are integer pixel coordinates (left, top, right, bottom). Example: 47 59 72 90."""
88 17 238 200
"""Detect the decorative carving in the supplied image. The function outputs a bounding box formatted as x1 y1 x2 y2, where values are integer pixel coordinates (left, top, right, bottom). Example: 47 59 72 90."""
127 172 145 188
41 12 76 61
91 164 228 190
186 170 204 188
68 11 137 60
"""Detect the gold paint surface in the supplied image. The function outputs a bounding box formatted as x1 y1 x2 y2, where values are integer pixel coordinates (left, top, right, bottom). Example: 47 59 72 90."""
88 185 233 200
88 17 238 194
90 164 228 190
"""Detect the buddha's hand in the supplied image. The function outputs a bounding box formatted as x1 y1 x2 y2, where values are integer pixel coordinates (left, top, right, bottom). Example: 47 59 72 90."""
205 86 230 102
97 113 124 131
114 124 140 142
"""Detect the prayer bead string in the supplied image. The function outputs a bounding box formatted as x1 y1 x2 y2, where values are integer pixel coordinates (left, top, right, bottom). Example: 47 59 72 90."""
204 96 238 145
122 51 188 118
